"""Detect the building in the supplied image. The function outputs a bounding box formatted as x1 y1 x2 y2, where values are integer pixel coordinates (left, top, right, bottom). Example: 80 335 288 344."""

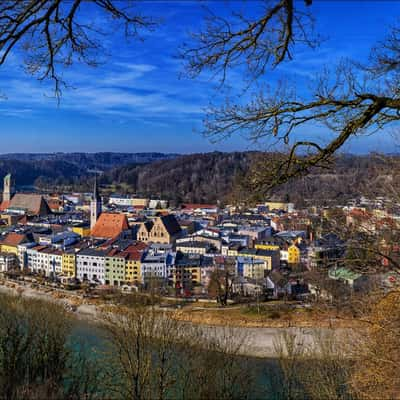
173 253 203 291
264 201 294 213
181 203 219 215
26 246 62 277
124 250 142 284
0 252 17 272
90 175 102 230
0 174 51 216
1 193 51 216
18 242 37 269
239 248 280 270
105 249 127 286
109 195 149 208
287 244 301 264
255 243 280 251
176 241 213 255
0 232 32 257
71 223 91 237
42 248 63 278
141 250 175 284
91 212 129 239
62 249 76 278
236 257 269 280
137 215 182 244
76 248 107 283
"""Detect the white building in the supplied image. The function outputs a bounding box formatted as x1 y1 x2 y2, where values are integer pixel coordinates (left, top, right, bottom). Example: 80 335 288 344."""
0 253 17 272
26 246 62 277
17 242 36 269
141 251 175 283
76 248 107 283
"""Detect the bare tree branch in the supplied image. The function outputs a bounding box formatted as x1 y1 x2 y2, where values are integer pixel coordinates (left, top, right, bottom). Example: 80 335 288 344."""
0 0 156 98
181 0 316 82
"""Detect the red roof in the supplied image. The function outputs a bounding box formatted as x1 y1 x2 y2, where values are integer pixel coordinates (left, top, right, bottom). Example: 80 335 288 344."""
0 201 10 212
1 232 27 247
125 242 147 252
348 209 372 218
121 250 142 261
91 213 129 239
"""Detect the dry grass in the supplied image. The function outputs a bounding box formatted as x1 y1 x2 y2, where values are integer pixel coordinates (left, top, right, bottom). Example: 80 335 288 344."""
171 303 366 328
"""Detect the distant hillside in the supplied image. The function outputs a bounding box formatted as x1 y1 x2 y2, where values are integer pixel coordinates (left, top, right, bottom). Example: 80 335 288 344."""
0 159 84 187
0 152 178 171
99 152 400 206
100 152 254 205
0 152 397 206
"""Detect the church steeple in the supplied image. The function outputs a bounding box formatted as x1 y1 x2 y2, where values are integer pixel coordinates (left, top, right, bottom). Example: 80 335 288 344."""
90 174 102 230
3 173 13 203
93 173 100 201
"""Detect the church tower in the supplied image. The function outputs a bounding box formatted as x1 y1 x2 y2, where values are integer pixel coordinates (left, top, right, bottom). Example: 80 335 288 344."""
3 173 13 203
90 174 102 230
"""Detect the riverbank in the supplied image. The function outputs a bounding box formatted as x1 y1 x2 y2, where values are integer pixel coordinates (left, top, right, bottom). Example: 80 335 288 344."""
0 281 354 358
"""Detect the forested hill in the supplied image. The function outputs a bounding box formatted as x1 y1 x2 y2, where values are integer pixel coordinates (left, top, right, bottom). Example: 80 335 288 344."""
0 152 398 206
0 152 177 170
99 152 400 206
100 152 254 204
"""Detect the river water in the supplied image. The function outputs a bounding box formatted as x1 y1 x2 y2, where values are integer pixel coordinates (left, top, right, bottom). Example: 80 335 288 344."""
71 319 285 400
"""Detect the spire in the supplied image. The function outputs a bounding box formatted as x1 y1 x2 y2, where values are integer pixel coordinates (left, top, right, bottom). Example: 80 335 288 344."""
90 173 102 231
93 173 100 200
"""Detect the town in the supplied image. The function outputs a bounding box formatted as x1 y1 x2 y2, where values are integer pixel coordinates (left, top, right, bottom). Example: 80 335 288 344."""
0 172 396 307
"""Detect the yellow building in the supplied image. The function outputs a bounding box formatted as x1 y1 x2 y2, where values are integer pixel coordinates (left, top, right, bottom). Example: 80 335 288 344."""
172 264 202 288
125 254 142 283
72 225 91 237
288 244 301 264
132 198 149 207
0 232 29 255
255 244 280 251
227 248 240 257
189 266 201 285
239 248 280 270
0 214 20 226
265 201 294 212
138 215 181 244
62 251 76 277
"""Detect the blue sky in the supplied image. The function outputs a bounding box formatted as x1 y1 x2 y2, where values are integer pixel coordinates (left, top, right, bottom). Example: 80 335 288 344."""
0 0 399 154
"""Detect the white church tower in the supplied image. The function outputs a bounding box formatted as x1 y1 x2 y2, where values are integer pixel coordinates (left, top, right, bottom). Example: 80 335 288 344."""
3 173 13 202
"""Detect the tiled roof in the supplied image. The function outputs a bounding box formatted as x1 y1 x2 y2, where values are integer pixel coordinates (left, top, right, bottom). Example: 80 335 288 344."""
177 241 210 248
7 194 51 216
78 248 108 257
160 215 181 235
142 221 154 232
121 250 142 261
1 232 28 247
125 242 148 252
0 201 10 212
91 212 129 239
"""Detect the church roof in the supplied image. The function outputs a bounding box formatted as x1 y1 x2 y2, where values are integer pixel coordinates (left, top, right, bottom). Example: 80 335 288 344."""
159 215 181 236
91 212 129 239
7 194 51 216
141 220 154 232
